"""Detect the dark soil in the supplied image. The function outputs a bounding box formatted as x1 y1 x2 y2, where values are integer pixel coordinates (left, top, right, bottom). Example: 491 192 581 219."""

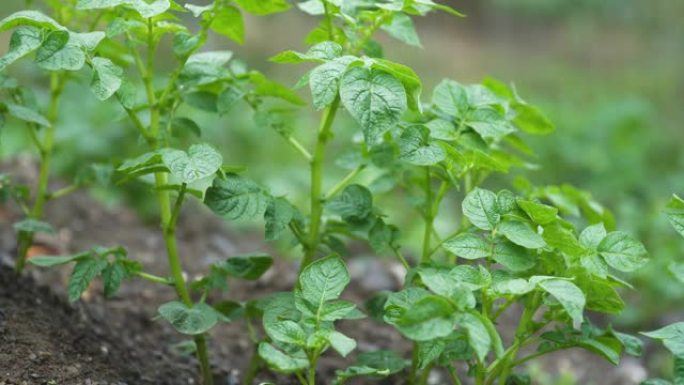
0 159 650 384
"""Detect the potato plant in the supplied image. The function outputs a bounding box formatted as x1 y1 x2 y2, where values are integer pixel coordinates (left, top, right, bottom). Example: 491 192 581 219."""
0 1 657 385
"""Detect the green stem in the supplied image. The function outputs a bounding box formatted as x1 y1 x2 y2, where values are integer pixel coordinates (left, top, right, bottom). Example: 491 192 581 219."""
242 344 261 385
299 97 340 273
134 20 213 384
323 165 365 200
409 342 419 385
135 271 174 285
447 365 462 385
16 73 63 273
421 167 434 263
418 364 433 385
47 183 79 200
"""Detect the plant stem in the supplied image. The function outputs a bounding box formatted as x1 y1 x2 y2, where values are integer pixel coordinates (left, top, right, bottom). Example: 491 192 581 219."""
447 365 462 385
15 72 63 273
418 364 433 385
135 271 173 285
421 167 434 263
242 344 261 385
323 165 365 200
300 97 340 273
409 342 419 385
134 21 213 384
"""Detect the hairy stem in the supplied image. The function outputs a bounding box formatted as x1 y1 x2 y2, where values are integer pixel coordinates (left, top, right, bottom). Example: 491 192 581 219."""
421 167 434 263
16 73 63 273
299 97 340 273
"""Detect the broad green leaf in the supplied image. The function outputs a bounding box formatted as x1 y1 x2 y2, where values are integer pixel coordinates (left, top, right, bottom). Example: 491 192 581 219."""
493 242 535 272
450 265 491 291
371 59 422 112
210 5 244 44
309 56 357 109
462 188 500 230
579 223 607 249
158 301 218 335
234 0 291 15
250 71 305 105
581 254 609 278
298 255 350 305
461 312 491 362
0 10 64 32
417 340 445 369
258 342 308 372
220 254 272 280
542 222 586 258
5 103 50 127
271 41 343 64
517 199 558 224
90 57 123 101
497 190 517 214
398 125 446 166
397 295 456 341
35 30 85 71
383 287 431 325
665 194 684 238
204 174 270 220
217 85 244 114
328 330 356 357
69 31 105 51
381 13 421 47
670 262 684 284
513 103 554 135
265 320 306 346
642 322 684 357
490 272 535 295
13 218 54 234
577 275 624 314
417 267 460 297
185 3 213 17
611 330 643 357
326 184 372 222
442 233 490 260
497 220 546 249
161 143 222 183
264 197 298 241
340 67 407 144
68 258 108 302
335 350 405 382
368 219 400 253
576 337 622 365
319 300 358 321
426 118 457 141
536 278 586 328
597 231 648 272
76 0 170 18
0 27 42 71
466 107 515 141
432 79 467 118
297 0 324 15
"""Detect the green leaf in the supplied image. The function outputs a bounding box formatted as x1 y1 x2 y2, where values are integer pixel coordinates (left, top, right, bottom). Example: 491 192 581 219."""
383 287 430 325
398 125 446 166
326 184 373 222
517 199 558 225
210 5 244 44
328 330 356 357
5 103 50 127
417 340 445 369
493 242 535 272
271 41 343 64
536 278 586 328
340 66 407 144
204 174 270 220
158 301 218 335
0 10 64 32
462 188 500 230
319 300 358 321
542 222 586 258
217 85 245 114
234 0 291 15
298 255 350 306
30 253 88 267
90 57 123 101
579 223 607 249
442 233 490 260
611 330 643 357
161 143 222 184
497 220 546 249
466 107 515 141
102 261 128 298
258 342 308 373
513 103 554 135
35 30 85 71
13 218 55 234
642 322 684 357
76 0 171 18
432 79 467 118
220 254 272 280
597 231 648 272
371 59 422 112
461 312 491 362
309 56 358 110
68 258 108 302
397 295 456 341
381 13 421 47
665 194 684 238
264 320 306 346
0 27 42 71
250 71 306 105
264 197 298 241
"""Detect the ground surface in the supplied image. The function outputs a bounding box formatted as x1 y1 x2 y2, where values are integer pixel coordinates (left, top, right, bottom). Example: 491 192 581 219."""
0 159 650 384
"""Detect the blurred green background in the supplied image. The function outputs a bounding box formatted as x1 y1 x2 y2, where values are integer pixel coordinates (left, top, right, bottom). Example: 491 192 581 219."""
1 0 683 376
